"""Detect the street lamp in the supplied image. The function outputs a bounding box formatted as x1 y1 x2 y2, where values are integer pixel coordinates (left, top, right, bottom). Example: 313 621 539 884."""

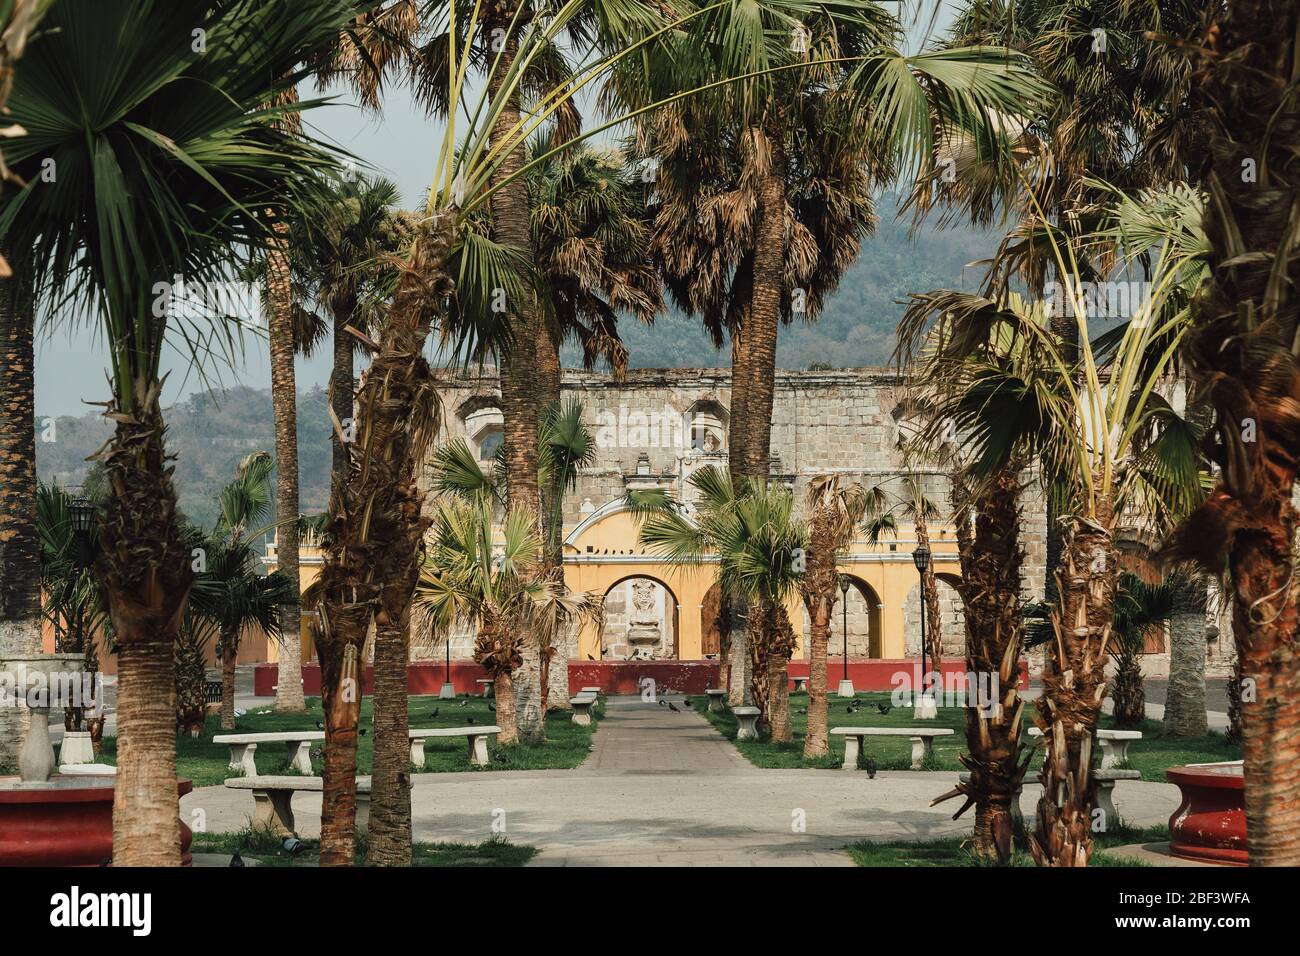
911 544 936 718
837 574 855 698
439 634 456 700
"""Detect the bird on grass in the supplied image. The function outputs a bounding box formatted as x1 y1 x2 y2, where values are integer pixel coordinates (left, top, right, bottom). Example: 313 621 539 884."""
487 702 496 712
466 716 476 725
310 747 322 760
668 701 680 713
864 757 878 779
796 708 808 715
491 750 509 765
315 720 324 730
359 728 368 737
430 707 439 719
458 698 469 708
230 851 245 868
875 702 891 715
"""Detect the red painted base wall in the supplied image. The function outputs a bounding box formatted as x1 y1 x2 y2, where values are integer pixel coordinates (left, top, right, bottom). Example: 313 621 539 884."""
255 657 1028 697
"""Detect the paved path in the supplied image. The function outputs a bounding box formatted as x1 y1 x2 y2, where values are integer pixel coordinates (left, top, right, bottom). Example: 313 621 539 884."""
184 696 1185 866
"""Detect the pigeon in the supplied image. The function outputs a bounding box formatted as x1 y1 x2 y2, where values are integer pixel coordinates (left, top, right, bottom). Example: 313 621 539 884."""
658 699 667 707
668 702 680 713
282 837 305 855
487 702 496 712
681 699 692 709
359 728 368 737
310 747 323 760
315 720 324 730
491 750 509 764
458 699 469 708
864 757 878 779
430 708 439 719
796 708 808 715
466 716 476 724
875 703 891 715
230 850 245 868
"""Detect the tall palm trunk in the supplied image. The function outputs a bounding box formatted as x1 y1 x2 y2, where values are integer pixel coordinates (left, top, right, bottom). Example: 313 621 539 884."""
1175 0 1300 865
1163 598 1209 735
487 28 546 744
367 611 412 865
330 293 357 482
317 213 455 865
1031 493 1114 867
219 627 238 730
269 223 305 714
98 405 192 866
803 599 832 758
940 469 1027 863
0 285 41 771
765 602 795 744
741 125 785 477
494 670 519 744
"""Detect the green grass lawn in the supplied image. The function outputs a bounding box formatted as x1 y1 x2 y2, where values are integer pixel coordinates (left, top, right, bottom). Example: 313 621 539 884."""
691 691 1238 780
190 828 536 867
846 824 1169 867
98 693 602 787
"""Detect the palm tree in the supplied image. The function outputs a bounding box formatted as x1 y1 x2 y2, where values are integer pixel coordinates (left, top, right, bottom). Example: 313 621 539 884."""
1162 571 1208 737
899 178 1208 865
635 466 806 740
285 174 418 482
799 475 868 757
1109 572 1177 727
1163 0 1300 865
0 0 351 864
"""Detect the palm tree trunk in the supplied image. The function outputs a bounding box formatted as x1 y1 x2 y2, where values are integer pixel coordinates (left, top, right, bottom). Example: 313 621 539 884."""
494 671 519 745
330 294 357 482
1031 495 1114 867
486 31 546 745
98 406 191 866
220 629 238 731
269 222 305 714
317 212 456 865
367 611 411 866
0 285 41 771
803 598 832 758
741 125 785 477
1111 655 1145 726
943 469 1027 862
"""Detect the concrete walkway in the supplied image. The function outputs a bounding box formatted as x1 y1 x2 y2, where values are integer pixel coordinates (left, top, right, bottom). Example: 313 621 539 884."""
183 696 1185 866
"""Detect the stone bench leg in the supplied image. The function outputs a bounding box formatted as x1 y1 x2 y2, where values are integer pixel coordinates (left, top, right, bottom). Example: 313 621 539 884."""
1099 740 1128 770
228 743 258 776
735 714 759 741
252 788 295 837
909 736 934 771
467 734 490 767
287 741 313 775
410 739 426 768
355 791 371 834
1093 779 1121 829
708 695 725 714
571 704 592 727
841 735 863 771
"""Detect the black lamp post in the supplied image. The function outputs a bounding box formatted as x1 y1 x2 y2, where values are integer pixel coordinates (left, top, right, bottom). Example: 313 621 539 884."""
911 544 931 706
838 574 854 697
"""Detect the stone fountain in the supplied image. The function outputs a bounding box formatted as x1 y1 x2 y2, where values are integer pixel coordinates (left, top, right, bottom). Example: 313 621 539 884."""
0 653 192 865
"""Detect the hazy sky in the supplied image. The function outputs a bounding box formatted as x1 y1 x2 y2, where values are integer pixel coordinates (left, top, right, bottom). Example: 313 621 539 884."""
34 4 958 418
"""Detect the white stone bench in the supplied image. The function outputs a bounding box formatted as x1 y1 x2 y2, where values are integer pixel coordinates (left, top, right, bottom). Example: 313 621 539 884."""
476 679 494 697
705 688 728 713
734 706 761 740
213 731 324 776
1027 727 1142 769
224 775 371 837
408 726 501 767
580 686 602 696
791 676 809 693
570 696 597 726
831 726 954 770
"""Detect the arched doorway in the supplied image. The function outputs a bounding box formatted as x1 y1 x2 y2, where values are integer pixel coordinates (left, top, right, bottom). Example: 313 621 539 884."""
904 575 966 658
700 581 724 658
600 575 680 660
801 574 883 659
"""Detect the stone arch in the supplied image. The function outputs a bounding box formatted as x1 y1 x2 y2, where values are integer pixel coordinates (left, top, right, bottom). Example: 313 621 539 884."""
903 574 966 658
600 574 680 661
799 574 883 659
456 395 504 462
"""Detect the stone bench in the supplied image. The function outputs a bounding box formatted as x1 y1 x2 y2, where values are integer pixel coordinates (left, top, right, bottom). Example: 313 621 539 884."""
570 696 597 726
734 706 761 740
831 726 954 770
1093 768 1142 824
791 676 809 693
224 775 371 837
408 726 502 768
213 731 324 776
705 688 728 713
1027 727 1142 769
476 679 495 698
580 686 602 696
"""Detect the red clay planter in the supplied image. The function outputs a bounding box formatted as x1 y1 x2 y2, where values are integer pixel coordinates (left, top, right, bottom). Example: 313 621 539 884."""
0 776 193 867
1166 762 1246 866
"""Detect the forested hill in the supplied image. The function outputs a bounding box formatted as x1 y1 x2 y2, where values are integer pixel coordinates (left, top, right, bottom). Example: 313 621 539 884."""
36 385 333 531
575 191 1002 369
37 197 999 518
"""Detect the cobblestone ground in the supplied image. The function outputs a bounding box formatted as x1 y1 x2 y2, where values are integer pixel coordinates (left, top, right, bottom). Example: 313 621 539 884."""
183 696 1185 866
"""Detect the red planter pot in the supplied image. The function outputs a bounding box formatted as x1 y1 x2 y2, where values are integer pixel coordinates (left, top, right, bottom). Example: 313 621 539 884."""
1166 763 1246 866
0 777 193 867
